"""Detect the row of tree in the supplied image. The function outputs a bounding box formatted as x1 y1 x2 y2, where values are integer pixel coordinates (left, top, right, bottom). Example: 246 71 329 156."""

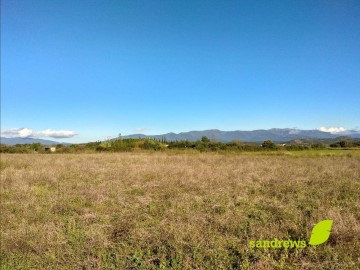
330 140 360 148
2 136 360 154
2 136 359 153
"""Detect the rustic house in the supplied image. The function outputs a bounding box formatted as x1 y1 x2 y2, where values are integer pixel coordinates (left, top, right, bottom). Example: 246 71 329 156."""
44 146 56 152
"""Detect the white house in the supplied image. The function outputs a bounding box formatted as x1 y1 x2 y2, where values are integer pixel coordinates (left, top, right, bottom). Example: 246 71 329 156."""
44 147 56 152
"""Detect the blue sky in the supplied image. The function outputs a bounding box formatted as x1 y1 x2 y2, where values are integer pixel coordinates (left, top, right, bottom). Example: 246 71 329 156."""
1 0 359 143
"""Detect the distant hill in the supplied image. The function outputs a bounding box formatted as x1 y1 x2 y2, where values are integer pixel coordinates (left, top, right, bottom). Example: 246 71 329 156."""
122 128 360 142
0 137 70 146
287 136 360 145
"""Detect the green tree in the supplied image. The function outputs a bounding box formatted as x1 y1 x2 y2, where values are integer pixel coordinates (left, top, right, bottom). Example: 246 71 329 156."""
262 140 277 149
29 143 41 151
311 143 327 149
339 140 352 148
201 136 210 143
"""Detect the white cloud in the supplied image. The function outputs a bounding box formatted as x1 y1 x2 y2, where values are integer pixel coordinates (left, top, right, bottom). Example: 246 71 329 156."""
318 127 347 134
134 128 147 132
1 128 77 138
19 128 33 137
35 129 77 138
1 128 31 138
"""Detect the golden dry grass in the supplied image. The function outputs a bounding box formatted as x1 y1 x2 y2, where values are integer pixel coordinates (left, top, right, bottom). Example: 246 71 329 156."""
1 152 359 269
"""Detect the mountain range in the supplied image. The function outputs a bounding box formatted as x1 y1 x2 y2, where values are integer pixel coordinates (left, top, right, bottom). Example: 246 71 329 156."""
0 137 70 146
1 128 360 145
122 128 360 142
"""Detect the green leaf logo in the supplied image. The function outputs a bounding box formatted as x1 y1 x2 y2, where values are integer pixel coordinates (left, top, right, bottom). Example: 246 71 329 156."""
309 220 333 246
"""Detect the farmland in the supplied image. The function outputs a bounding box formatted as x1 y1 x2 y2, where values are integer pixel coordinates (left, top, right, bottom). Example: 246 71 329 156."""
1 151 359 269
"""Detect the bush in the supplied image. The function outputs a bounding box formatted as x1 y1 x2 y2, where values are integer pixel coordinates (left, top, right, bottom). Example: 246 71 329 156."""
339 140 352 148
201 136 210 143
140 139 163 150
330 140 353 148
261 140 278 149
311 143 327 149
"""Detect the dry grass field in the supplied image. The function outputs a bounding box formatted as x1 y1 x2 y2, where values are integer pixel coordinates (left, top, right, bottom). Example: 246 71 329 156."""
1 152 359 269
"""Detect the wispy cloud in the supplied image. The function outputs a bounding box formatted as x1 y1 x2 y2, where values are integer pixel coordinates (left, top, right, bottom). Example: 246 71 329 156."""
1 128 77 138
318 127 347 134
134 128 147 132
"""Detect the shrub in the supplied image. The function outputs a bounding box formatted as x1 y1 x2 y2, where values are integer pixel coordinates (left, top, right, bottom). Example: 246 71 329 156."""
261 140 278 149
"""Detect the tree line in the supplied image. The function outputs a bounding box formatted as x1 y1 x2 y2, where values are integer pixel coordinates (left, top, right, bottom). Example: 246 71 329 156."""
1 137 359 153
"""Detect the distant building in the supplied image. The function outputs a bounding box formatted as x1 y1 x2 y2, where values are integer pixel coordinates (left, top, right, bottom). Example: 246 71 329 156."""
44 146 56 152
